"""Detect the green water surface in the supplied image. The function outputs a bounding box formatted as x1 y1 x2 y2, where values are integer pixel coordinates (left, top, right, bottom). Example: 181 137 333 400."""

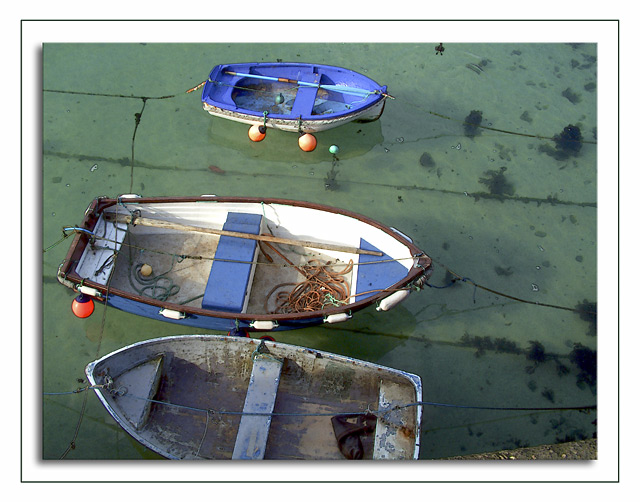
42 42 598 463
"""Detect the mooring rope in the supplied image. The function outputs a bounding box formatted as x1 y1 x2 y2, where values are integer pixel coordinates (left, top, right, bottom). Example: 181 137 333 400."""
44 385 596 417
130 98 147 193
57 204 128 459
45 224 593 316
426 110 597 145
425 258 596 315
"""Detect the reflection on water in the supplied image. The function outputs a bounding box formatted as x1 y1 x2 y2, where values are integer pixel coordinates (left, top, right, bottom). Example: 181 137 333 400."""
42 42 598 462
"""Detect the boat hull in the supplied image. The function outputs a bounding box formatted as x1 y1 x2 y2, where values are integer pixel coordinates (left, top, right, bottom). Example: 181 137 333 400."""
203 99 385 133
105 293 323 332
85 335 423 459
57 196 432 333
201 62 389 133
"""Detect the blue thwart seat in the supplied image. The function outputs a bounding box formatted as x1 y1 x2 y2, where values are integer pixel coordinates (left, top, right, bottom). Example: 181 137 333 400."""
355 239 408 302
202 212 263 313
290 71 320 118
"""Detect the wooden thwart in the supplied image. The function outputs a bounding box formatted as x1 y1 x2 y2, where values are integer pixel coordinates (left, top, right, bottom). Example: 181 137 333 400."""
105 213 383 256
232 354 283 460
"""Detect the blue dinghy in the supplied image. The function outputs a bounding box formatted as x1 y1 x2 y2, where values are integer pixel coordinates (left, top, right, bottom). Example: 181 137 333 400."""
200 62 392 134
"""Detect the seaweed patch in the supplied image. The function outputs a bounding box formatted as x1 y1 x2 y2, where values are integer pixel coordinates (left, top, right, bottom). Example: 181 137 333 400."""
575 299 597 336
459 333 520 357
478 166 515 198
541 387 555 403
525 340 547 374
419 151 436 168
460 333 495 357
463 110 483 138
569 343 596 391
540 124 583 160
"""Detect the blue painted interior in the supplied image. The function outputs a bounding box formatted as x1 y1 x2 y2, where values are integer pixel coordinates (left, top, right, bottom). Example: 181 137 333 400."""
201 62 385 121
355 238 408 301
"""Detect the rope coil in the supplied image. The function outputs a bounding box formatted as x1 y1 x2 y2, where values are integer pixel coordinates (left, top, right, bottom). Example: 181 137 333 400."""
266 258 353 314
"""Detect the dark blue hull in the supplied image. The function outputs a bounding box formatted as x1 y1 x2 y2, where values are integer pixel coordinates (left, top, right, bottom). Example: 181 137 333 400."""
107 294 323 333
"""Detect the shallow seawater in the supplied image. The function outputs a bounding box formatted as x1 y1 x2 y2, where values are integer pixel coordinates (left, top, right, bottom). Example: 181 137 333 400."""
42 42 597 462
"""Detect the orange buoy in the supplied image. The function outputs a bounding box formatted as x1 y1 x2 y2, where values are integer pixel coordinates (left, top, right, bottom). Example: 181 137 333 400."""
298 133 317 152
71 293 94 318
248 124 266 142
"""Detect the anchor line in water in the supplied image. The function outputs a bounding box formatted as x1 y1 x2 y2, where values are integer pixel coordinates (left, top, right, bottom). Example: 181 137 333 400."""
43 89 179 100
44 385 596 417
425 259 596 316
43 87 596 149
130 98 148 193
425 110 597 145
58 208 128 459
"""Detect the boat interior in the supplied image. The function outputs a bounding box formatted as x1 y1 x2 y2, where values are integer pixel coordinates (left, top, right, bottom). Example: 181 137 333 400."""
230 80 353 118
76 201 412 316
90 336 419 460
108 220 356 315
211 65 364 118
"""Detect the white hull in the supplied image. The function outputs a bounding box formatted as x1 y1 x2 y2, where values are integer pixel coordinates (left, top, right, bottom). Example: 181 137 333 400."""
86 334 423 460
203 99 385 133
58 196 431 331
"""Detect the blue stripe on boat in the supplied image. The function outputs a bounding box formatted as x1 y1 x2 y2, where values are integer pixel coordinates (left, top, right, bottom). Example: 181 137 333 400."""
355 239 407 301
202 212 262 313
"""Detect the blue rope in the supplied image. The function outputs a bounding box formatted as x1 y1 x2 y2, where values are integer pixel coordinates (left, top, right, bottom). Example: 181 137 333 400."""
425 277 478 302
63 226 95 237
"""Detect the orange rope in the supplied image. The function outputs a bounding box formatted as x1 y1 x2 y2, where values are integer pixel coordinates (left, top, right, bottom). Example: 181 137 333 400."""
265 258 354 314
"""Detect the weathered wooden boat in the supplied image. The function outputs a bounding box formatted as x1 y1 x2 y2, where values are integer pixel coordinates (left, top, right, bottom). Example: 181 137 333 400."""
200 62 392 134
57 195 432 332
85 334 423 459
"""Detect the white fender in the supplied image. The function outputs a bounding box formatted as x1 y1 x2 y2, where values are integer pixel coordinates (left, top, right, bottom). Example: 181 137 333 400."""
323 313 352 324
159 308 186 320
376 290 410 312
77 285 100 298
250 320 277 330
